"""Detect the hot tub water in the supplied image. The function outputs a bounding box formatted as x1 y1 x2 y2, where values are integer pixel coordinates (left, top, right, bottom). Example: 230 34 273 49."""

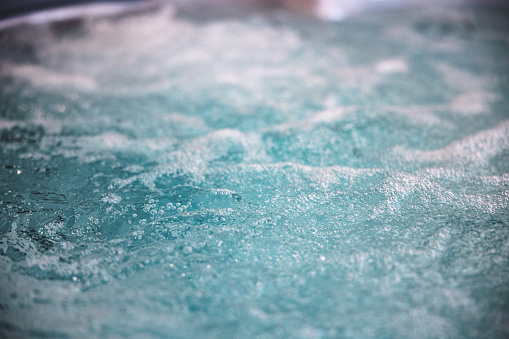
0 4 508 338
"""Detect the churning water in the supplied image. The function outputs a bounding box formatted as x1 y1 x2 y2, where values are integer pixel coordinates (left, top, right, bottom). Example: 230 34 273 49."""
0 4 508 338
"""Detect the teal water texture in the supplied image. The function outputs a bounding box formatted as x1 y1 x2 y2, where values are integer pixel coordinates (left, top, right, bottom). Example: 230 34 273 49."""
0 5 508 338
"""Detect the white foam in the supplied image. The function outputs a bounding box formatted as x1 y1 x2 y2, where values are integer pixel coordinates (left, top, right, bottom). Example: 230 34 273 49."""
372 169 508 218
101 193 122 204
43 221 64 237
15 8 305 96
375 58 408 74
194 128 268 163
435 62 498 101
383 24 464 52
437 62 492 91
386 105 448 126
227 162 384 189
2 62 97 91
450 91 497 115
392 119 509 168
308 107 356 124
0 221 38 255
0 119 19 129
334 58 409 90
0 117 63 134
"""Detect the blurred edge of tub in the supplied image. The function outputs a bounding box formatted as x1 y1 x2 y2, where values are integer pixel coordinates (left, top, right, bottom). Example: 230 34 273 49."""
0 0 508 30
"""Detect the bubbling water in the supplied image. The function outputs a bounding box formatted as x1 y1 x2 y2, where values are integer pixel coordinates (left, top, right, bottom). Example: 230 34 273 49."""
0 4 508 338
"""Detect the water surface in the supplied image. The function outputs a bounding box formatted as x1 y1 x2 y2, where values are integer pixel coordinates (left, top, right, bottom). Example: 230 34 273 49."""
0 5 508 338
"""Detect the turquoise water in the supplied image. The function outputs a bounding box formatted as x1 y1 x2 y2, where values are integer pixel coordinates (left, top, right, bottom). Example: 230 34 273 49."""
1 5 509 338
